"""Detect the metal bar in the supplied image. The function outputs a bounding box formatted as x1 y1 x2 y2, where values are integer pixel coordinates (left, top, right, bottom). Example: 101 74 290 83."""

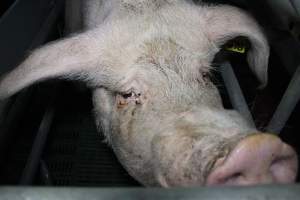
0 185 300 200
0 98 11 124
65 0 83 34
0 89 34 167
220 62 256 128
19 106 55 185
267 65 300 134
39 160 53 185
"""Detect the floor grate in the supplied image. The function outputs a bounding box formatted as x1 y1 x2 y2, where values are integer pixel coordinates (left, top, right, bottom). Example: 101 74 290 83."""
43 82 140 186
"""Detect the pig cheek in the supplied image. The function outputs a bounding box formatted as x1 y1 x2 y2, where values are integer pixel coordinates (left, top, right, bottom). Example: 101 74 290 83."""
115 92 149 139
111 105 148 182
152 135 206 187
115 105 137 141
114 97 147 157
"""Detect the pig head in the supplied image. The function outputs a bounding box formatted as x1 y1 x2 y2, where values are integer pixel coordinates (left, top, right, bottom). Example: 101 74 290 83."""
0 0 298 186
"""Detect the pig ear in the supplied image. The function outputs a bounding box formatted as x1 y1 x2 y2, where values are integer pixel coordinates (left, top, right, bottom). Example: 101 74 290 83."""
205 5 270 87
0 31 106 99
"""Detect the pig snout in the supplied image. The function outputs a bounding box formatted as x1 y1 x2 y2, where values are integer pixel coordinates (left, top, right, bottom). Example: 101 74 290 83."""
206 134 298 186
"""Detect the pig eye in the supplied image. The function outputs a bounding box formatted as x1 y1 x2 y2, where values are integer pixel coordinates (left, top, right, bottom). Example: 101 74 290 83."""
117 91 142 108
122 92 141 99
122 92 133 99
198 72 211 85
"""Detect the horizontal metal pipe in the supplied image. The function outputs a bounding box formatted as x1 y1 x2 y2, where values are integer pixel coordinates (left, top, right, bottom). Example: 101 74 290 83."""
1 185 300 200
267 65 300 134
220 62 256 128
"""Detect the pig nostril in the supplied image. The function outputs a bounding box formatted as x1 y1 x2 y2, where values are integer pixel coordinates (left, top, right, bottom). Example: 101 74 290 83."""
221 172 243 184
213 172 244 185
270 154 298 182
207 134 298 186
272 156 288 167
230 172 243 179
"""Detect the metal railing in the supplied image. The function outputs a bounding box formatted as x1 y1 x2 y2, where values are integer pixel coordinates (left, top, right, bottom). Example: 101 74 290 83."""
221 62 300 134
0 185 300 200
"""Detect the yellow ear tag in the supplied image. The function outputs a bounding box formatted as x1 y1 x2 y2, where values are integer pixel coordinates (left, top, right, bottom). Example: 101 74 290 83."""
225 46 246 54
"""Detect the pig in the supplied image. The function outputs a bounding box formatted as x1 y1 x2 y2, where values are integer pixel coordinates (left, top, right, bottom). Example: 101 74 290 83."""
0 0 298 187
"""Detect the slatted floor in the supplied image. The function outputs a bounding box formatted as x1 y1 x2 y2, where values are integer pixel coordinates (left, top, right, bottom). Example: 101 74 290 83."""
43 82 140 186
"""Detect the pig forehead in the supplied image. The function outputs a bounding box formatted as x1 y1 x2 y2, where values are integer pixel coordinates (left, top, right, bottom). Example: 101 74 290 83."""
107 30 215 67
148 22 215 54
103 7 218 61
111 36 215 92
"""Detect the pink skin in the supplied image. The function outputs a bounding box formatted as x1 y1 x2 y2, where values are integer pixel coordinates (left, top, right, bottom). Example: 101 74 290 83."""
206 134 298 186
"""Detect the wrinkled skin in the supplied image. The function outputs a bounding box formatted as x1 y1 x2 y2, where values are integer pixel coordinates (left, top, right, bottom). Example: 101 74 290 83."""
0 0 297 186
